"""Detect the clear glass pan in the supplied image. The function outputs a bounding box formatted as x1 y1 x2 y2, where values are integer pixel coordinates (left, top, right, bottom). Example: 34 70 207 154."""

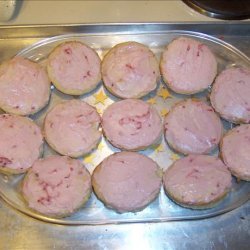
0 31 249 225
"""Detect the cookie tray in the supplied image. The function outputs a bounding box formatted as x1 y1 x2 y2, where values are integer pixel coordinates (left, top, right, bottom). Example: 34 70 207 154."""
0 22 249 225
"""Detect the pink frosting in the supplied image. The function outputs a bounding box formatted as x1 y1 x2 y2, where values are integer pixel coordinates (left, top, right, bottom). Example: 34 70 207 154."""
164 99 223 154
163 155 232 205
44 100 101 157
102 42 159 98
0 114 43 173
161 37 217 94
47 41 101 93
221 124 250 180
22 156 91 217
210 67 250 123
93 152 162 212
102 99 162 150
0 57 50 115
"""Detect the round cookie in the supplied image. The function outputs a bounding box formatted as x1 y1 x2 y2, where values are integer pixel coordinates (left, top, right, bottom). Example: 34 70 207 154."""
163 155 232 209
102 41 160 98
44 99 101 158
0 57 51 115
92 152 162 213
0 114 43 174
164 99 223 155
210 67 250 123
221 124 250 181
22 155 91 218
160 36 217 94
102 99 162 151
47 41 101 95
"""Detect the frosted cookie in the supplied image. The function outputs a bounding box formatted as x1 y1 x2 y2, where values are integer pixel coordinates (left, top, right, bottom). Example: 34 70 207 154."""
210 67 250 123
160 37 217 94
92 152 162 213
164 99 223 155
44 99 101 157
22 156 91 218
0 114 43 174
0 57 50 115
221 124 250 181
163 155 232 209
102 99 162 150
47 41 101 95
102 42 160 98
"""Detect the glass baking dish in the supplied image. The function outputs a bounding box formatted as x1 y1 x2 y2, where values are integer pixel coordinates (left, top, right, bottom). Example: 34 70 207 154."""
0 30 249 225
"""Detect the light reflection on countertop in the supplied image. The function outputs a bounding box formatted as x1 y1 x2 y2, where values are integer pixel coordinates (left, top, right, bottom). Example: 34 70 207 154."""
1 198 249 249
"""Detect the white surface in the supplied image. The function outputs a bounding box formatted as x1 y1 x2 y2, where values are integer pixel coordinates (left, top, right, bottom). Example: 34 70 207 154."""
0 0 219 25
0 0 16 22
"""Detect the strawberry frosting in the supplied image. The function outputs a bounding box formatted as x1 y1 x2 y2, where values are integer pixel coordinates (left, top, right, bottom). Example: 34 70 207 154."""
22 156 91 217
0 57 50 115
47 41 101 94
210 67 250 123
102 99 162 150
163 155 232 206
221 124 250 180
0 114 43 173
161 37 217 94
102 42 159 98
44 99 101 157
164 99 223 154
92 152 162 213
